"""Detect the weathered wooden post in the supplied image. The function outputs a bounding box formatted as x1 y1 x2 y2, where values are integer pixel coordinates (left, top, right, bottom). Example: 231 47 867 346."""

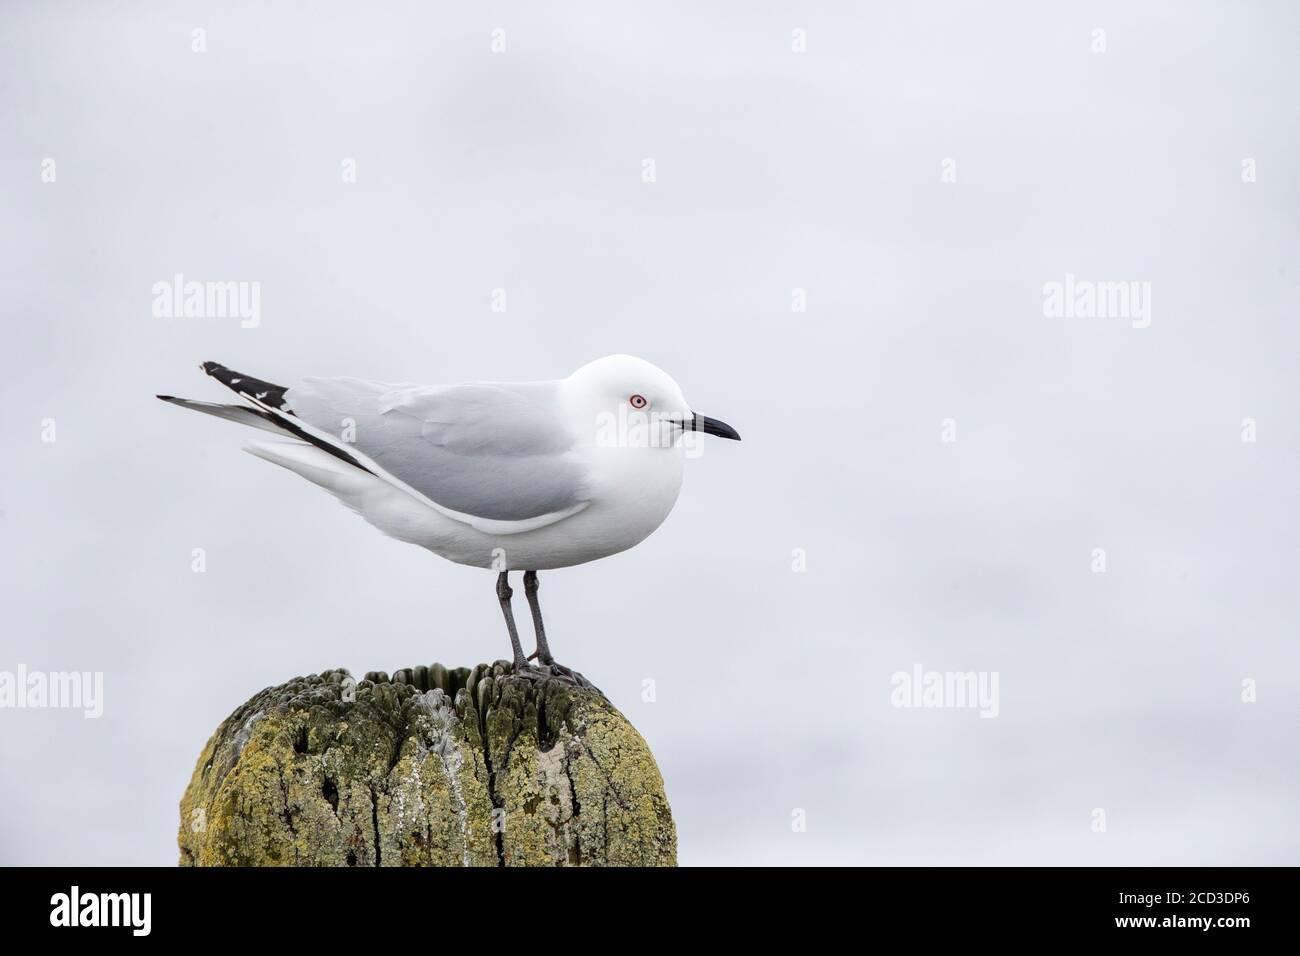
179 663 676 866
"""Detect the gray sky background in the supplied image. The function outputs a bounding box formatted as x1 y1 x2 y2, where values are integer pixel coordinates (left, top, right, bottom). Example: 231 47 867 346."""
2 0 1298 865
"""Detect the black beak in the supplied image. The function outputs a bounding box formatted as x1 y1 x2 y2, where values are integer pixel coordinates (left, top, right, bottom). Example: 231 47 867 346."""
688 413 741 441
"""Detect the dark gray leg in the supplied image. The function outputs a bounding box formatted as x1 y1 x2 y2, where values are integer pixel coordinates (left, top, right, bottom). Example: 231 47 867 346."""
521 571 597 691
496 572 529 670
523 570 554 665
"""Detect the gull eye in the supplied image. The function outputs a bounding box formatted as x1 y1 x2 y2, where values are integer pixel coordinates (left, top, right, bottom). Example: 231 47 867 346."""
629 394 647 409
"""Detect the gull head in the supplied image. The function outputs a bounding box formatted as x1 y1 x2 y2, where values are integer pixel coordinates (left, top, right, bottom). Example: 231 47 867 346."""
567 354 741 450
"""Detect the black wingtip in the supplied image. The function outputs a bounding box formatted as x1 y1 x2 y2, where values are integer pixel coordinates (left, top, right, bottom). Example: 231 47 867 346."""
157 394 175 401
198 361 292 412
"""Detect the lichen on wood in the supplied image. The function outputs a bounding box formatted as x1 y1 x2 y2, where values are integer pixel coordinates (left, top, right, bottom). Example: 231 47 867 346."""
178 662 676 867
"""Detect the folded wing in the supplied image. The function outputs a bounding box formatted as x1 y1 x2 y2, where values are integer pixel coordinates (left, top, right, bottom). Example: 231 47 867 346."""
284 377 591 531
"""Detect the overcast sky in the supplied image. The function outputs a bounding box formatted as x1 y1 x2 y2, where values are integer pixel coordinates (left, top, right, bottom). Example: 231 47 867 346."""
2 0 1298 865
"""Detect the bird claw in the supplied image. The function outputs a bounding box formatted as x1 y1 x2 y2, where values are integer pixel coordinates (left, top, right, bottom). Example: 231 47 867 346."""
548 660 598 691
508 662 550 681
545 661 598 689
509 659 599 692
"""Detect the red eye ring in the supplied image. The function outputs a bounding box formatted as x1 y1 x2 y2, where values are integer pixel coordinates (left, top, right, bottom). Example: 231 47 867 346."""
629 394 647 409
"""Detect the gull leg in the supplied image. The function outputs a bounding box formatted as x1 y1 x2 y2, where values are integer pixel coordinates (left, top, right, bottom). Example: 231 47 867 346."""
496 572 529 670
523 570 555 665
522 570 595 690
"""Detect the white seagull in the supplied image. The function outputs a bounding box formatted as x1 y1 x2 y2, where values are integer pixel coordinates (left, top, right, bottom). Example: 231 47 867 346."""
158 355 740 680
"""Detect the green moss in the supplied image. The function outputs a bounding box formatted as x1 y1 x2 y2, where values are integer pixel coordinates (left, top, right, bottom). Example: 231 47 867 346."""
178 664 676 867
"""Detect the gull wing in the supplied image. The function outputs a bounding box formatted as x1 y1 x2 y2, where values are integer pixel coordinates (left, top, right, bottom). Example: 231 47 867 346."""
284 376 592 533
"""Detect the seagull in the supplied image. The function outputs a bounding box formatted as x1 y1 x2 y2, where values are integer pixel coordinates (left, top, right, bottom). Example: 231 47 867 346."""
158 355 740 682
